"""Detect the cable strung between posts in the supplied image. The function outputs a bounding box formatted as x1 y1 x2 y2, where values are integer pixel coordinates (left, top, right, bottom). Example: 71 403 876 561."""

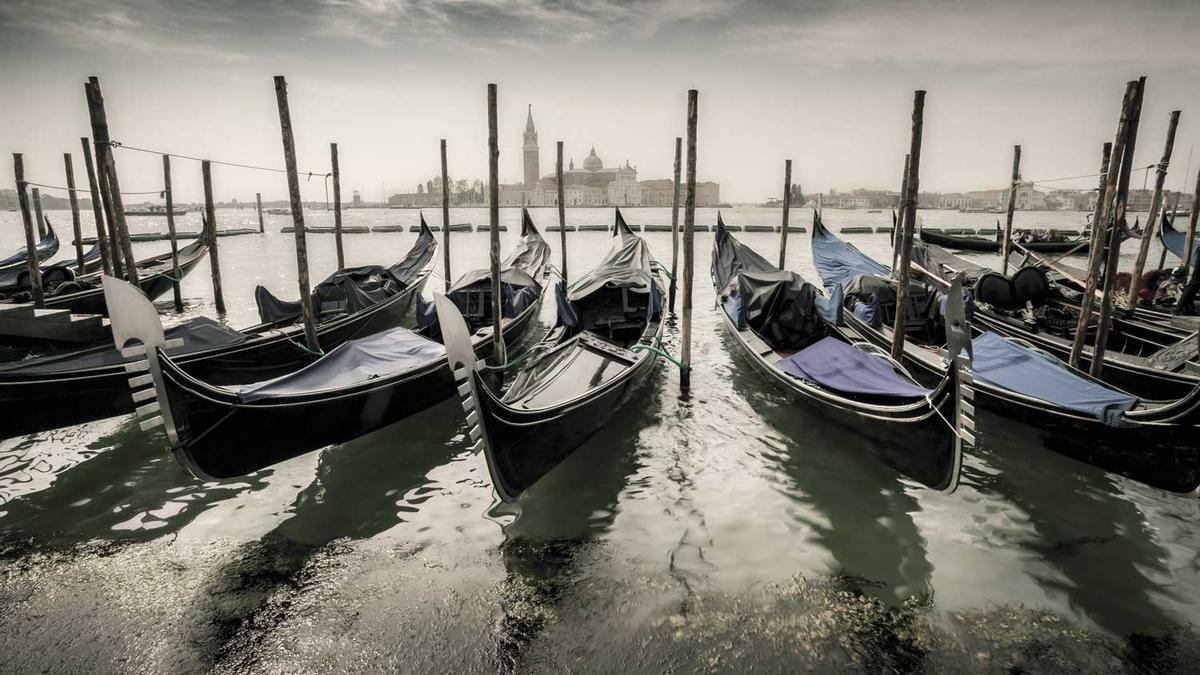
22 180 163 195
1028 163 1156 188
108 140 330 180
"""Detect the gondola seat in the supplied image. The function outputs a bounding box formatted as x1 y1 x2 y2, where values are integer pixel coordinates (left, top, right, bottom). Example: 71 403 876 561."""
777 336 930 399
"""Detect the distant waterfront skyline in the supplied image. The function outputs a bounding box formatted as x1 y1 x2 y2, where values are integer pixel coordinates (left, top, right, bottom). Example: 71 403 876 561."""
1 1 1199 205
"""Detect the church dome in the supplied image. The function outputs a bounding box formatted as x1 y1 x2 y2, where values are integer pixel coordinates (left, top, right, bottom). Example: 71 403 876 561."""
582 146 603 171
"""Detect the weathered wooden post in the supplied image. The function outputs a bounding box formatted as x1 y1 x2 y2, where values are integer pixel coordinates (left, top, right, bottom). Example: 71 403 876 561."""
891 91 926 361
63 153 86 273
440 139 452 290
32 188 47 239
1000 145 1022 274
331 142 345 270
163 154 183 312
200 161 226 314
1185 167 1200 283
12 154 44 307
669 137 682 313
255 192 265 233
681 89 698 393
1091 77 1146 378
274 76 321 353
486 83 505 364
892 154 910 271
31 189 47 242
80 138 112 275
777 159 793 268
1127 110 1181 306
557 141 567 280
1067 142 1113 369
85 76 137 287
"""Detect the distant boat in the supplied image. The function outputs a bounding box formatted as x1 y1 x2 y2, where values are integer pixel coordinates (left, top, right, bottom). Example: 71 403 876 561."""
265 208 291 216
867 209 882 213
125 205 186 217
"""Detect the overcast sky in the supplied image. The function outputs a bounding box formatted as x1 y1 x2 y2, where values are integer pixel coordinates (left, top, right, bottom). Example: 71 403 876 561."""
2 0 1199 204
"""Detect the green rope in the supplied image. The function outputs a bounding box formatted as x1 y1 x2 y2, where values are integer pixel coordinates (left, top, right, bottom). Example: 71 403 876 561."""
631 343 688 371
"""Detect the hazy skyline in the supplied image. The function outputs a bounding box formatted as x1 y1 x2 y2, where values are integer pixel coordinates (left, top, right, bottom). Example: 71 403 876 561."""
2 0 1199 205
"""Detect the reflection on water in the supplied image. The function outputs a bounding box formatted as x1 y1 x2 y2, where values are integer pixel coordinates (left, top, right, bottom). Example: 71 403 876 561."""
0 207 1197 672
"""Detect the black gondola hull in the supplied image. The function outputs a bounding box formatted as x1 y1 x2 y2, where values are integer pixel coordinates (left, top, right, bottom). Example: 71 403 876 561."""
838 313 1200 493
0 274 427 438
162 299 538 479
921 229 1088 254
475 328 662 499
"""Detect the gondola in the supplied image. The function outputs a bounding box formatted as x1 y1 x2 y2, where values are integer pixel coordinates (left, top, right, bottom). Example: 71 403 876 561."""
0 219 59 270
711 217 971 491
0 222 439 438
436 210 666 502
0 228 209 318
812 215 1200 494
0 241 104 293
920 223 1089 254
915 239 1200 400
100 215 550 479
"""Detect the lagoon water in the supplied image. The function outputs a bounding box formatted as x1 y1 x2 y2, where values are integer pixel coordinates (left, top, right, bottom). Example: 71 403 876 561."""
1 205 1197 672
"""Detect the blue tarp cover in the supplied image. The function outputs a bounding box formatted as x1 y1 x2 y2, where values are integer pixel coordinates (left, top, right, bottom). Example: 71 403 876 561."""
812 221 889 290
236 326 444 401
970 331 1136 426
778 336 930 398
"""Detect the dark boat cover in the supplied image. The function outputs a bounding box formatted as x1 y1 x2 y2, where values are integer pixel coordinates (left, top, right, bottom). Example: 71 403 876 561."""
812 217 889 290
778 336 931 398
969 331 1137 426
0 221 59 270
508 209 552 273
1158 211 1199 267
236 326 444 402
714 217 841 346
568 226 654 302
0 316 246 376
255 220 436 324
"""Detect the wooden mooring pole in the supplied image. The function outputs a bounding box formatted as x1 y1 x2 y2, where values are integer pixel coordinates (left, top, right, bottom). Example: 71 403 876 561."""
163 154 183 312
487 83 505 364
32 188 47 239
441 139 452 290
12 154 45 307
1127 110 1181 306
680 90 698 393
85 77 137 288
891 91 926 362
778 159 793 269
1067 142 1112 369
255 192 265 233
669 137 682 313
80 138 112 276
1091 77 1146 378
1001 145 1021 275
892 154 910 271
201 161 226 314
1186 167 1200 283
557 141 567 280
274 76 321 354
331 142 345 270
63 153 86 273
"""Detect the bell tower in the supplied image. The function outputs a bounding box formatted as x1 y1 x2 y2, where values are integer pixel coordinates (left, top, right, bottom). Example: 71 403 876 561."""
523 104 539 187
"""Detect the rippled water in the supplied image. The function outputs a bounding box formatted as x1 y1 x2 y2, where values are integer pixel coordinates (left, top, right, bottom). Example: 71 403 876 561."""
1 206 1198 673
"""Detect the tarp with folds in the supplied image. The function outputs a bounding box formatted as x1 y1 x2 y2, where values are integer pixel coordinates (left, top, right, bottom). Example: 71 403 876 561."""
255 223 437 324
970 331 1137 426
0 316 246 376
1158 211 1199 268
567 228 655 302
812 219 889 290
235 326 444 401
778 336 931 398
507 211 552 274
711 216 776 292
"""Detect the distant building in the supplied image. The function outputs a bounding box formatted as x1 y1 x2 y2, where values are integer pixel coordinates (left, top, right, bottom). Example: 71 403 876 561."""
498 107 719 207
352 190 363 207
